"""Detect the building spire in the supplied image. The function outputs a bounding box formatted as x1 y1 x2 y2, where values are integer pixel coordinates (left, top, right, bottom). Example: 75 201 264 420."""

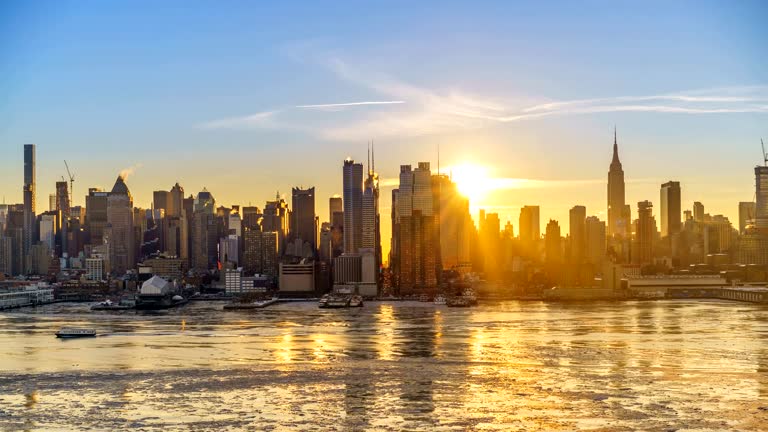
371 140 375 173
611 126 621 165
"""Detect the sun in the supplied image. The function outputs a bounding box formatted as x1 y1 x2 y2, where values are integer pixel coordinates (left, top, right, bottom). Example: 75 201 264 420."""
448 163 493 202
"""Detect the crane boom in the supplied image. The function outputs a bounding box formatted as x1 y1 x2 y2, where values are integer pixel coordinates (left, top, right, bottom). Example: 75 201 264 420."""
762 138 767 166
64 160 75 206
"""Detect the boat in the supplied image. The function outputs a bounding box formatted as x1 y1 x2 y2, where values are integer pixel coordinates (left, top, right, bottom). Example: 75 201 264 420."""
90 299 131 311
318 293 356 308
56 328 97 338
349 295 364 308
447 296 471 307
462 288 479 305
433 294 447 305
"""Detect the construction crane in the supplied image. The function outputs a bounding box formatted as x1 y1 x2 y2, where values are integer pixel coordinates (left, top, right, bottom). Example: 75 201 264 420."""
762 138 767 167
64 160 75 207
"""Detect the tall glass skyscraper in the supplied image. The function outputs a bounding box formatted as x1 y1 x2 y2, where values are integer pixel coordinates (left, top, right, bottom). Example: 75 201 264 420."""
342 159 363 254
23 144 36 266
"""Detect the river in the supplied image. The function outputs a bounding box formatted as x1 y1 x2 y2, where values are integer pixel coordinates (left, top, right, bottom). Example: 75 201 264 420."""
0 300 766 431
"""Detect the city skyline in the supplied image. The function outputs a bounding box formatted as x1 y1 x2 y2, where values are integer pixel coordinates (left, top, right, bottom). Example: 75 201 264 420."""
1 134 764 262
2 1 767 254
3 4 768 430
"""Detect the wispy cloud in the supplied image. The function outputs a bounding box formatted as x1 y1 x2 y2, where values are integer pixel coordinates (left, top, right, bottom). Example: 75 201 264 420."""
296 101 405 109
198 53 768 139
198 110 278 130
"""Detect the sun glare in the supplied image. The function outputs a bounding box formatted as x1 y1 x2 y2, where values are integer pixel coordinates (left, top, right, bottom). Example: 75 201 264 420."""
448 163 493 202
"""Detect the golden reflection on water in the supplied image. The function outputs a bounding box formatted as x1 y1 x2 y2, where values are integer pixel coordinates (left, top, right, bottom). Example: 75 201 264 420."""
2 301 768 430
277 332 293 363
433 310 443 352
375 304 396 361
24 390 38 408
312 336 327 362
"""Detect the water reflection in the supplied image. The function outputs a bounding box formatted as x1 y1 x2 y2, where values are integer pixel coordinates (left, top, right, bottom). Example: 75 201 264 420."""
0 300 767 430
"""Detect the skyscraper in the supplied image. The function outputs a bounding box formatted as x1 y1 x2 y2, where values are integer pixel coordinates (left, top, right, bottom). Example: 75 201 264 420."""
263 196 290 255
85 188 109 246
56 180 70 257
153 190 170 213
291 187 317 251
569 205 586 263
585 216 606 265
635 200 654 265
106 176 135 274
191 189 217 270
22 144 35 269
329 196 342 224
360 151 381 295
607 130 627 237
545 219 562 264
660 181 681 238
519 205 540 245
738 201 756 234
434 174 471 271
755 166 768 231
693 201 704 223
392 162 438 294
169 183 184 218
342 159 364 254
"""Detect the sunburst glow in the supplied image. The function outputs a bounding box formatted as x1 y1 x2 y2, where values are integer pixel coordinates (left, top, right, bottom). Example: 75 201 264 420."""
448 163 494 202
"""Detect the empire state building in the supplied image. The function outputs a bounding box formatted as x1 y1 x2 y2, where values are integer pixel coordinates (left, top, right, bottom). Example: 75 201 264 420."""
607 129 629 237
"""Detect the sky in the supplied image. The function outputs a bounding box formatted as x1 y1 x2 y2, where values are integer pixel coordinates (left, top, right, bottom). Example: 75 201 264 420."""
1 0 767 259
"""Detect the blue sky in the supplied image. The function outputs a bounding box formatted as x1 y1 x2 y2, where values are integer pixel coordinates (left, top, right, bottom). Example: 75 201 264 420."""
1 1 766 255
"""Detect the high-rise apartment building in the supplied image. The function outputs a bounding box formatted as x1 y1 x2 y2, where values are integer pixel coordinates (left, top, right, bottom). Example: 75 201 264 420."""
242 227 278 277
22 144 36 269
56 180 70 256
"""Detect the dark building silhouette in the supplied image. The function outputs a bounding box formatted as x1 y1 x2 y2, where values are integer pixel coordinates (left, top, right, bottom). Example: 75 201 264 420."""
291 187 317 252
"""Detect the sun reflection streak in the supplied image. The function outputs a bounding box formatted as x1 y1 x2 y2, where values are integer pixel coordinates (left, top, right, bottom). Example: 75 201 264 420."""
312 336 328 362
376 304 396 361
277 333 293 363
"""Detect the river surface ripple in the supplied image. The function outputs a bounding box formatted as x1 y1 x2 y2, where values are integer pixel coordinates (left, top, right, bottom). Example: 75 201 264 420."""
0 300 767 431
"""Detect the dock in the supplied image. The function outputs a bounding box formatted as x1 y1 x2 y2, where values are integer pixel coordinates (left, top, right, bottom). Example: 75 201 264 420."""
223 298 280 310
0 287 56 310
665 286 768 303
